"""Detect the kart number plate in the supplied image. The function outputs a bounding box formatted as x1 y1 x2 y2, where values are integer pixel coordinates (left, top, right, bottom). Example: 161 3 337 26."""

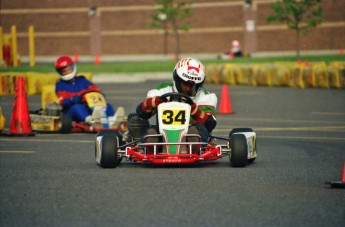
84 92 107 108
161 109 186 125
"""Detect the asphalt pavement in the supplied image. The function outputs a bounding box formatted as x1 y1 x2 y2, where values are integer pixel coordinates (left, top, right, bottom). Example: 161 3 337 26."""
1 79 345 227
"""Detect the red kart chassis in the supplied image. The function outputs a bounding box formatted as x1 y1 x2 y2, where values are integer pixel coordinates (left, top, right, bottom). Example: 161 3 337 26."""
117 133 228 165
125 142 223 164
96 128 256 168
71 121 127 133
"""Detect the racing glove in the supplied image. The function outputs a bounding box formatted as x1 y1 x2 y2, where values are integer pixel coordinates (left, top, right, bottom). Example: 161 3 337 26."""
70 95 82 104
141 96 162 113
191 103 207 123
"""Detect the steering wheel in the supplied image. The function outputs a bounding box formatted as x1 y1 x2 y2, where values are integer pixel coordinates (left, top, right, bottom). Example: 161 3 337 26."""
160 92 193 105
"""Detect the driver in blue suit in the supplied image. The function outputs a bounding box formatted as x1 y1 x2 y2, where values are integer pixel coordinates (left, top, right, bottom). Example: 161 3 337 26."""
55 55 117 124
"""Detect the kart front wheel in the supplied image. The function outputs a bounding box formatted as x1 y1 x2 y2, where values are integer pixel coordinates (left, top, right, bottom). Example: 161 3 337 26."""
96 130 123 165
230 134 247 167
59 114 72 133
97 134 119 168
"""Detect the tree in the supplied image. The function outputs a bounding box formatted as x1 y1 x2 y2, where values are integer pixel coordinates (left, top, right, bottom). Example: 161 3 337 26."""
150 0 192 60
266 0 323 58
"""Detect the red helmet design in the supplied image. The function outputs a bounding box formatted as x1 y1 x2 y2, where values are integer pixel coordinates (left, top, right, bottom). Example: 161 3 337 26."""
55 56 77 81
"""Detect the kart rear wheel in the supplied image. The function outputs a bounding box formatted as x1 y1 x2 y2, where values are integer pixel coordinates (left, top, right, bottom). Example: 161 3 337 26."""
98 134 119 168
60 114 72 133
230 134 247 167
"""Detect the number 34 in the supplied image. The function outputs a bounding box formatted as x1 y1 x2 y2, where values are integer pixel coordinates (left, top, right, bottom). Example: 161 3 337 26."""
162 110 186 125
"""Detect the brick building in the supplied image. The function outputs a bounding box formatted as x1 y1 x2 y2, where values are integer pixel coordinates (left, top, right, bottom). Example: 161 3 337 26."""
1 0 344 58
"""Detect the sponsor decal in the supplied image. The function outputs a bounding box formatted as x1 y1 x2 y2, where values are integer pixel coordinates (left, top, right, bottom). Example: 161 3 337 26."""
30 115 54 124
163 156 182 163
247 136 256 158
182 73 202 81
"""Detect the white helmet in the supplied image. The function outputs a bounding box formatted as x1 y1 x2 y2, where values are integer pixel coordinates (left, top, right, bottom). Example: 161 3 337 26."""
173 57 206 97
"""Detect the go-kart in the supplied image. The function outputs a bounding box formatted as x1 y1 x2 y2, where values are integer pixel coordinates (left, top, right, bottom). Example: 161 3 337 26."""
95 93 257 168
30 91 127 133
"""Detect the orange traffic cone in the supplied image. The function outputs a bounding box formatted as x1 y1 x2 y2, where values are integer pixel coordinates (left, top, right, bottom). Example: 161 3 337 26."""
95 54 100 65
326 161 345 189
218 84 233 114
74 51 79 63
9 77 34 136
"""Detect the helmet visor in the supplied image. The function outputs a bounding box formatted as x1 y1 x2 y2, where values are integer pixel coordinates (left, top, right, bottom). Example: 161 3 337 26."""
174 72 198 96
57 64 74 76
58 63 77 81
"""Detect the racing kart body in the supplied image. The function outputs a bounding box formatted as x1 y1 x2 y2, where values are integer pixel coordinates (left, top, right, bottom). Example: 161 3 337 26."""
30 91 127 133
95 93 257 168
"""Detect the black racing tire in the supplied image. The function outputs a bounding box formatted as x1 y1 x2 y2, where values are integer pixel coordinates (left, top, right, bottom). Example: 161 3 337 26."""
230 134 247 167
59 113 72 133
247 157 256 164
96 129 121 137
96 130 124 146
96 130 123 165
98 134 119 168
229 128 253 137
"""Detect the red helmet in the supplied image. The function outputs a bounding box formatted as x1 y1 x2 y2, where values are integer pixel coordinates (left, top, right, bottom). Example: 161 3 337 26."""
55 56 77 81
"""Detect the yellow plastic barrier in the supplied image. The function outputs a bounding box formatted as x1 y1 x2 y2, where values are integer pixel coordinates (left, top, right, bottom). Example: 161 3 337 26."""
204 65 213 84
285 63 305 88
26 72 60 95
253 64 269 86
0 106 5 132
328 66 342 89
0 73 27 95
329 61 345 67
313 65 329 88
205 64 222 84
254 64 284 87
81 72 93 81
233 64 254 85
41 85 59 108
206 62 344 89
220 64 236 85
327 62 345 89
0 72 93 95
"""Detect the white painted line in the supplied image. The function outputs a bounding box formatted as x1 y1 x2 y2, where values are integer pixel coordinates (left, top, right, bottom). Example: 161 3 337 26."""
0 150 36 154
311 112 345 116
1 138 93 143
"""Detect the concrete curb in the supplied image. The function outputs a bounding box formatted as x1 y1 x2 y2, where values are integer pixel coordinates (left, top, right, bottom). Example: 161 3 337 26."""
93 72 171 84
